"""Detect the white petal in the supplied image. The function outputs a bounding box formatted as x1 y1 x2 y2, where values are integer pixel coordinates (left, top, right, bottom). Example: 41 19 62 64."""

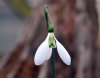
34 33 52 65
56 39 71 65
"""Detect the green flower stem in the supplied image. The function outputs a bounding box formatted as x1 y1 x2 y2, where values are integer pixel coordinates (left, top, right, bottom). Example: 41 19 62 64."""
44 5 49 28
44 5 54 32
44 5 56 78
51 49 56 78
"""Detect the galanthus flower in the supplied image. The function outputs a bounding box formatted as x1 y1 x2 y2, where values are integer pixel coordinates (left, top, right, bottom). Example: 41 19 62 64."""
34 26 71 65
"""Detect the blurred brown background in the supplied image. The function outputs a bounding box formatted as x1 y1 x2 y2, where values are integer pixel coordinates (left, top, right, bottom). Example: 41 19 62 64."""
0 0 100 78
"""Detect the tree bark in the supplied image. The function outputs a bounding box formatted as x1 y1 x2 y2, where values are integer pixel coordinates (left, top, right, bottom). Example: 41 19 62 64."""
75 0 97 78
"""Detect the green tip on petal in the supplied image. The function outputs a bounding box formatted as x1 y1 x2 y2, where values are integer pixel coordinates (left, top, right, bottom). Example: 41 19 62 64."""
49 33 56 48
49 43 56 48
48 24 54 32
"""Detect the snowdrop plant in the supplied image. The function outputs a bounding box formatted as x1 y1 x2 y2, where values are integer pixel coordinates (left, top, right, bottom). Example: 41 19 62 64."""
34 5 71 66
34 31 71 65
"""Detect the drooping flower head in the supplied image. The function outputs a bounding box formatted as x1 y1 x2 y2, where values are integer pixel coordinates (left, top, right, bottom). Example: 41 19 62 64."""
34 5 71 66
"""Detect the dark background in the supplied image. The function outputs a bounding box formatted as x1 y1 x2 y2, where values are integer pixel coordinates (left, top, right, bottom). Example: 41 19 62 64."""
0 0 100 78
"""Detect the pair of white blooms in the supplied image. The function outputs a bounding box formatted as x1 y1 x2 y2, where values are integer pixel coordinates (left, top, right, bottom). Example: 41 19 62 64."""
34 32 71 65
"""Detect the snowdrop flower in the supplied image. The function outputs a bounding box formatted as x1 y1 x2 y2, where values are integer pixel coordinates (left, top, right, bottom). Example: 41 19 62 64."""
34 30 71 65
